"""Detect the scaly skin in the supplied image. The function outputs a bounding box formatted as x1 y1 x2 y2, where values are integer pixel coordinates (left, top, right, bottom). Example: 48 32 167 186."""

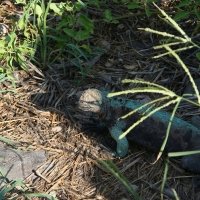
79 89 200 173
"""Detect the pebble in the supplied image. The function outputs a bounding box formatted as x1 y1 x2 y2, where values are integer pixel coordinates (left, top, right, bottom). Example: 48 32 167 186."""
0 23 9 34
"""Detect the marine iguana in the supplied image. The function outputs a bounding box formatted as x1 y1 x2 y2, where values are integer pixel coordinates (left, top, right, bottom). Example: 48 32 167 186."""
79 89 200 174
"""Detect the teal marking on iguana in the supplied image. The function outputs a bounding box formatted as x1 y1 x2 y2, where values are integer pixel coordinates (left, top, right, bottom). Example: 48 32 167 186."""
79 89 200 174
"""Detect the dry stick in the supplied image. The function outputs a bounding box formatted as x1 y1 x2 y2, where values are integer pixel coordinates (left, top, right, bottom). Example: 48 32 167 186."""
24 157 54 182
121 157 140 173
46 164 73 193
71 154 82 183
46 176 66 193
0 116 38 124
33 169 51 183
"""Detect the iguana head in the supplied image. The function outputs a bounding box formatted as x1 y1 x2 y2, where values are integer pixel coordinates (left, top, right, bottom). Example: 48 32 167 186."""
78 89 102 113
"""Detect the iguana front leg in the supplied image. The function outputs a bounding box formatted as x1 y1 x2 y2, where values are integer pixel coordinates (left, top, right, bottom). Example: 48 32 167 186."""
109 125 129 158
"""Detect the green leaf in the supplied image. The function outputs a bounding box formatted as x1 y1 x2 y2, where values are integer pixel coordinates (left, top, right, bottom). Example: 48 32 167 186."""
63 28 76 38
127 2 141 9
68 16 76 26
23 28 30 38
15 0 26 4
0 67 6 73
0 40 6 47
75 1 84 11
196 52 200 60
99 160 140 200
81 44 92 53
17 47 35 55
0 76 7 85
65 2 74 11
147 0 158 3
74 30 92 41
34 4 43 17
175 0 190 8
103 19 110 23
56 19 68 30
18 16 26 30
77 0 87 11
15 53 27 70
173 11 190 21
6 33 17 49
7 73 14 81
50 2 65 15
111 19 119 24
105 9 113 21
0 54 5 59
6 56 13 71
78 14 93 32
0 136 16 146
145 7 152 17
192 21 200 36
195 8 200 20
0 48 6 53
121 0 130 3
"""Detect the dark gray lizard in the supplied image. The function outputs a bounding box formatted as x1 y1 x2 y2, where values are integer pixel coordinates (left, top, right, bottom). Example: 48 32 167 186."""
79 88 200 174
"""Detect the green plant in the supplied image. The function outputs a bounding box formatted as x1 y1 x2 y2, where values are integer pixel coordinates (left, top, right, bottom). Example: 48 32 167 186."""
0 0 38 90
53 2 94 42
0 166 58 199
0 0 101 87
36 0 52 68
0 41 32 89
30 0 101 81
104 9 119 23
121 0 200 20
0 30 36 89
0 32 35 70
99 160 140 200
106 3 200 199
173 0 200 21
0 136 17 148
123 0 157 17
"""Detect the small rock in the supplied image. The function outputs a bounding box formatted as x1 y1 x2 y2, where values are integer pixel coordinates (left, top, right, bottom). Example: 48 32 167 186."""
51 126 62 133
105 62 113 68
0 142 46 182
117 24 124 29
97 40 111 51
0 23 9 34
131 184 139 191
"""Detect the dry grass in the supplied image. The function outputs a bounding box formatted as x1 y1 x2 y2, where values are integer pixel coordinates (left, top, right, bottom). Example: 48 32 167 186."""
0 60 199 199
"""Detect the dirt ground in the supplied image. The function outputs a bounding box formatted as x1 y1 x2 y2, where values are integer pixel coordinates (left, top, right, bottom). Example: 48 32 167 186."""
1 0 200 199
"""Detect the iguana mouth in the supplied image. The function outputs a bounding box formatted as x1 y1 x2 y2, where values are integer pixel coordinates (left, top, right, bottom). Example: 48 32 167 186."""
78 89 102 113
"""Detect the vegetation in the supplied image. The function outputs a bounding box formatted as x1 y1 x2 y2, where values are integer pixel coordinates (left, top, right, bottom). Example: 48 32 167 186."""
0 166 58 199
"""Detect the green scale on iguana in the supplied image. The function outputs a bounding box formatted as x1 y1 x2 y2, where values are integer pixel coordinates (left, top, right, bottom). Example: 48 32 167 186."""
79 89 200 174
